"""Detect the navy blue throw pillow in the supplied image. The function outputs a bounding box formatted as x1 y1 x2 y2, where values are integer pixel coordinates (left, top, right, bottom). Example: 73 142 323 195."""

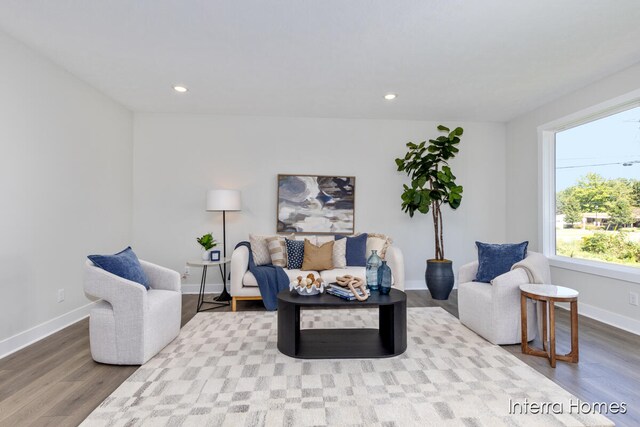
475 241 528 283
335 233 368 267
285 238 305 269
88 246 149 289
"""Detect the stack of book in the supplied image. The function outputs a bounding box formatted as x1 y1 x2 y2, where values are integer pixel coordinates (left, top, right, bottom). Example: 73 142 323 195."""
326 284 371 301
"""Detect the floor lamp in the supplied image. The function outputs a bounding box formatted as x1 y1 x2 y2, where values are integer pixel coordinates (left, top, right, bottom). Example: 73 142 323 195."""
206 189 241 302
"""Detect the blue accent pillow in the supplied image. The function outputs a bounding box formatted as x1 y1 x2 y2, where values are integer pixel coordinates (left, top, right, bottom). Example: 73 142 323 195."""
475 241 529 283
285 238 305 269
335 233 368 267
88 247 150 289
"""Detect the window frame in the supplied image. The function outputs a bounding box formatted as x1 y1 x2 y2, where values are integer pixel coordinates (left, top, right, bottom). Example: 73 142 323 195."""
538 90 640 284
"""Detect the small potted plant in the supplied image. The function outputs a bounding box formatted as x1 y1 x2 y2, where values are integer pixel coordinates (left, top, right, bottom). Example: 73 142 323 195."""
196 233 218 261
395 125 464 300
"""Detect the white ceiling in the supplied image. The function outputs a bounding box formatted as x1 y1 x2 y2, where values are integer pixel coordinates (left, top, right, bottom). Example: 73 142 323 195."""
1 1 639 122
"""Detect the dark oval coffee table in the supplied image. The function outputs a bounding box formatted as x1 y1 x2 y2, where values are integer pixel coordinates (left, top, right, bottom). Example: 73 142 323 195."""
277 288 407 359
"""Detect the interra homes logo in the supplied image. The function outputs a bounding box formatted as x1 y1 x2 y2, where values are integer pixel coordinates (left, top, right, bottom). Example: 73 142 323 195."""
509 399 627 415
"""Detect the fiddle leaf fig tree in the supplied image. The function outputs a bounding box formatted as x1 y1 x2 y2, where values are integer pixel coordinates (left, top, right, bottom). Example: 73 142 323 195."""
395 125 464 260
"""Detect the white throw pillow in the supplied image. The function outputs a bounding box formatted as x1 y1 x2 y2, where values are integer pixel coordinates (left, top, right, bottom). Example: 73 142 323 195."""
332 237 347 268
249 234 273 266
366 233 393 259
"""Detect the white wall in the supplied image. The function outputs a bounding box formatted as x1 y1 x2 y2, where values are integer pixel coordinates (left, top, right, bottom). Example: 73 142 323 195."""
506 62 640 331
0 32 133 347
133 114 506 290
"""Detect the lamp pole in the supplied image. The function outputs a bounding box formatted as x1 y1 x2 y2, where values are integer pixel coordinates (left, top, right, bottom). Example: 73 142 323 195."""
213 210 232 302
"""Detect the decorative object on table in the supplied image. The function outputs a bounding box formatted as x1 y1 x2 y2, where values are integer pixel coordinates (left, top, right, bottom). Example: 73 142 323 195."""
301 239 334 271
366 249 382 291
326 284 371 301
205 189 241 304
520 284 579 368
475 241 528 282
290 273 325 295
334 275 368 301
277 174 355 234
377 260 392 295
395 124 464 300
209 250 221 262
196 232 218 261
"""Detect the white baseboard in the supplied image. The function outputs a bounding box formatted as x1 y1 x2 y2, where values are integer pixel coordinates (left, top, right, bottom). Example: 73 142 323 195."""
404 280 425 290
0 300 99 360
181 283 224 294
404 280 459 291
556 301 640 336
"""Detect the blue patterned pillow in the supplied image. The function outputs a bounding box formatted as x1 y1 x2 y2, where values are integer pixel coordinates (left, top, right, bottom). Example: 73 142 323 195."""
88 246 149 289
475 241 528 283
285 238 305 269
335 233 368 267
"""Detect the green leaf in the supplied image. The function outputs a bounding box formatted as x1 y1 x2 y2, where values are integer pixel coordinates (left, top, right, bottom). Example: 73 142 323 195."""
453 127 463 136
437 125 450 132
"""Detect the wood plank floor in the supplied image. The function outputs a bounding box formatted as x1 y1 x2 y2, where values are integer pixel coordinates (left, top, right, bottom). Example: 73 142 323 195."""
1 290 639 426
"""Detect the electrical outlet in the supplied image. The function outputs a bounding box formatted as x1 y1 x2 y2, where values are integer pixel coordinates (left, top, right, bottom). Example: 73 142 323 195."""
630 292 639 306
57 289 65 303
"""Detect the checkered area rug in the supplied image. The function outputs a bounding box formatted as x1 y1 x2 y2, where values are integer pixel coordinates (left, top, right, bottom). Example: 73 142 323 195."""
81 307 611 427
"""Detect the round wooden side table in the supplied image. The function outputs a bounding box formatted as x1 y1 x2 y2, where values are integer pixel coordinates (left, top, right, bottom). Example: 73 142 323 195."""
520 284 579 368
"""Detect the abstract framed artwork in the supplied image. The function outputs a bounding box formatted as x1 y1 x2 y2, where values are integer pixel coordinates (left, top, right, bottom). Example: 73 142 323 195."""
277 174 355 234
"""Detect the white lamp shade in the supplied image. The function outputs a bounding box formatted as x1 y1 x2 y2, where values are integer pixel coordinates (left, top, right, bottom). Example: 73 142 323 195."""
206 189 241 211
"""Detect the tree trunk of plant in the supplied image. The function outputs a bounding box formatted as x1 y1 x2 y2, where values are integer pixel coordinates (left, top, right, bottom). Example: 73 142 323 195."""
431 200 444 260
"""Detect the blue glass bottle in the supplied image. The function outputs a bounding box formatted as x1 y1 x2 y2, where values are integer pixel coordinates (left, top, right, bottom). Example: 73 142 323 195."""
366 250 382 291
378 260 392 295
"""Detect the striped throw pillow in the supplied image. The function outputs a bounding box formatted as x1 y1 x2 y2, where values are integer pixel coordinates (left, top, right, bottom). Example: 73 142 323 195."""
266 235 288 267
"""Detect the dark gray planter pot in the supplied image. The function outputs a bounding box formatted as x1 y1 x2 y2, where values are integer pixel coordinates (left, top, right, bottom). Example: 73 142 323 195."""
425 259 454 300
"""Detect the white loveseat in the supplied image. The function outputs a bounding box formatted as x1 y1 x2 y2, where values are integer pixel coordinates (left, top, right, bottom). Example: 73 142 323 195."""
230 235 405 311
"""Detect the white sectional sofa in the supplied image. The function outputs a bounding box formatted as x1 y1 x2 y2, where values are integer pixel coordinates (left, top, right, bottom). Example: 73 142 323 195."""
230 235 405 311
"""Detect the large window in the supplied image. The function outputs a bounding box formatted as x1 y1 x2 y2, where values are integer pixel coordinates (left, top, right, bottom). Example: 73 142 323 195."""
554 105 640 269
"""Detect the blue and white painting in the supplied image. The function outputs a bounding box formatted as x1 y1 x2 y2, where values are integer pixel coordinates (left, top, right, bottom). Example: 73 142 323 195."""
277 175 355 234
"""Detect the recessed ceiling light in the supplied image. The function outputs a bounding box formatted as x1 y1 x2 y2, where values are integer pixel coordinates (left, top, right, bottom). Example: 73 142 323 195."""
384 93 397 100
173 85 188 93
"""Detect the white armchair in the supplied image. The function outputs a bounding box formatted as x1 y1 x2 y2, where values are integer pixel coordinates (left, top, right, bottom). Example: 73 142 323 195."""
84 260 182 365
457 252 548 345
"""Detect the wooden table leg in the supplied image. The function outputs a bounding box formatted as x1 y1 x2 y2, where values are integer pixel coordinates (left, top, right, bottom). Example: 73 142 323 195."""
541 300 548 352
521 293 528 353
569 300 579 362
549 301 556 368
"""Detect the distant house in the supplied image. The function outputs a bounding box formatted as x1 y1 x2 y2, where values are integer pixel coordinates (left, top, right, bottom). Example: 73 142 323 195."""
581 208 640 227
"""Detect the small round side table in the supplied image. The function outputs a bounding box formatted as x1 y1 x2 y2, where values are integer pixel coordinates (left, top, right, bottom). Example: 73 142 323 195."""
187 258 232 312
520 284 579 368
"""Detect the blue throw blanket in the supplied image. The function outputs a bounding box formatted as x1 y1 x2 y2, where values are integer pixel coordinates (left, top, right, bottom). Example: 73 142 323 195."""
235 241 290 311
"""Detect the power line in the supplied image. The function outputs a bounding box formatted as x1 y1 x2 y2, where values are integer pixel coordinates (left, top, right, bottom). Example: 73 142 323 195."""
557 160 640 169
